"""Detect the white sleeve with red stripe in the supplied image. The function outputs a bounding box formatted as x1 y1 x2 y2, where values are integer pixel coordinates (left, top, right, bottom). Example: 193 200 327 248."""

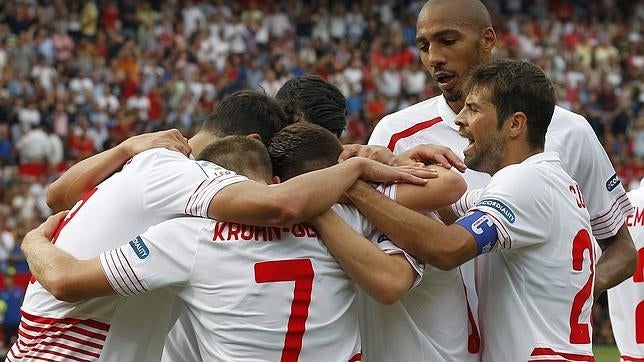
142 149 248 218
547 107 633 240
99 218 204 297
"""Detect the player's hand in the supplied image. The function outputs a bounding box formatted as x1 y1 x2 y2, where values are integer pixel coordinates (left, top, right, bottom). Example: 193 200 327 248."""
120 129 191 157
356 158 437 185
338 144 396 165
24 210 69 246
394 144 467 172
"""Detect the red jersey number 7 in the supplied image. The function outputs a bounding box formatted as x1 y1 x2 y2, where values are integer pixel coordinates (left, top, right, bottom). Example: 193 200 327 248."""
254 259 314 362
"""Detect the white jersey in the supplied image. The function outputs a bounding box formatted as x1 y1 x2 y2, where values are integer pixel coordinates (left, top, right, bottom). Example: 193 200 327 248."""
609 181 644 360
367 94 631 361
368 95 488 361
9 149 247 362
101 203 423 362
464 152 595 361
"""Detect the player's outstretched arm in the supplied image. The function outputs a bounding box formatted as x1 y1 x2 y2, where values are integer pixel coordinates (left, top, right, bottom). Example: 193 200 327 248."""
21 212 114 303
311 210 416 305
394 165 467 212
347 181 477 270
47 129 191 212
595 224 637 297
209 157 435 227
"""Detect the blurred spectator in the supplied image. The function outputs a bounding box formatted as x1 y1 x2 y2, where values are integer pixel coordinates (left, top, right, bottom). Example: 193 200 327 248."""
0 274 23 349
15 122 50 165
0 212 13 274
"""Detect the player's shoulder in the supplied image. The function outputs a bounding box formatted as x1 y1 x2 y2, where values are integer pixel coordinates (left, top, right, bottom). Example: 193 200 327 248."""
628 183 644 205
489 154 559 194
378 96 443 125
146 216 212 237
548 105 594 136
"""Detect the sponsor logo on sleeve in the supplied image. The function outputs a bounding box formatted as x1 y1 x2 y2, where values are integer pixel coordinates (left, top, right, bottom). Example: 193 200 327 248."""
129 236 150 259
196 161 235 177
476 199 516 224
605 173 621 192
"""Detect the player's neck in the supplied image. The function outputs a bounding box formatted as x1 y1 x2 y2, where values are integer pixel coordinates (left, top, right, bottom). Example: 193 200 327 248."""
497 144 543 173
446 99 465 115
188 132 215 157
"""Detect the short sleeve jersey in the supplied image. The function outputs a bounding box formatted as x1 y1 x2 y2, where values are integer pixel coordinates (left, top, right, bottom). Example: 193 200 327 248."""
468 152 595 362
10 149 246 362
159 186 424 362
102 200 420 362
608 181 644 360
366 95 486 361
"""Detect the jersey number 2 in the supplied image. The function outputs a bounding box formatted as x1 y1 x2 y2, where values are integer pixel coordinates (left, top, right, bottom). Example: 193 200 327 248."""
632 247 644 342
255 259 314 362
569 229 595 344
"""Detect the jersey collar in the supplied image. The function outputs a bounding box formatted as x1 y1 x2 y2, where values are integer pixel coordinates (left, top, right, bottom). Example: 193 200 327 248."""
522 151 560 165
437 95 460 131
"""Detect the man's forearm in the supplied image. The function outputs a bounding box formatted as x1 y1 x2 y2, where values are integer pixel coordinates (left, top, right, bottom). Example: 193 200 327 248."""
47 145 132 211
595 223 637 295
210 158 432 226
311 210 413 304
347 181 475 270
47 129 191 212
22 231 79 297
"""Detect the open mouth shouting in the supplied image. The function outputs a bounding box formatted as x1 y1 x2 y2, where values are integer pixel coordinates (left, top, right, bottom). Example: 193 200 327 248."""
433 71 457 91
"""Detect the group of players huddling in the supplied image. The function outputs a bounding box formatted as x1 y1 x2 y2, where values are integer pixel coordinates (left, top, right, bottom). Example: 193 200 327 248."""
6 1 641 362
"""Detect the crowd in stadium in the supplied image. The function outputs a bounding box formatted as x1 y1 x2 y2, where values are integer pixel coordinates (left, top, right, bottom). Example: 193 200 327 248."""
0 0 642 354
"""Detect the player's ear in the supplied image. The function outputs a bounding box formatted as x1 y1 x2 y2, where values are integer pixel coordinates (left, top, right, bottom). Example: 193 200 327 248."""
507 111 527 139
480 27 496 53
272 175 281 184
246 133 262 142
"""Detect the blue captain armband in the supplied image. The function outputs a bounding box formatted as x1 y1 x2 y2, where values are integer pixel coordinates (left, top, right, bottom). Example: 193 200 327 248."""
455 210 498 255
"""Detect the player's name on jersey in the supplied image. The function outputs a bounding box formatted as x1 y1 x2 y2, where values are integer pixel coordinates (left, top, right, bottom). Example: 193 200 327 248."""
212 221 318 242
626 206 644 227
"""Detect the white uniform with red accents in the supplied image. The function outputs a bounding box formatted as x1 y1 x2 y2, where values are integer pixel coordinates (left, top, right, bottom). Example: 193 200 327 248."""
462 152 595 361
101 202 423 362
609 180 644 362
8 149 247 362
367 95 488 361
367 94 632 361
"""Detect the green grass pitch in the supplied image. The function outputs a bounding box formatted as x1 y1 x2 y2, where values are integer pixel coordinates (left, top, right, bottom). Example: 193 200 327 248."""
594 344 619 361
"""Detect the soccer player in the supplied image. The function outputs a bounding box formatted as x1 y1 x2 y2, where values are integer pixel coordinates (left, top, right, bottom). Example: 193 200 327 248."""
20 127 463 361
8 92 428 362
275 75 348 138
347 60 596 361
340 0 635 360
609 179 644 361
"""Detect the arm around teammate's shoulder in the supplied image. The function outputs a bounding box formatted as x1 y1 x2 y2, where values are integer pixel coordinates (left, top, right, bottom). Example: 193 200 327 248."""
395 165 466 213
21 212 113 303
347 181 477 271
208 158 434 226
47 130 190 212
310 209 416 304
